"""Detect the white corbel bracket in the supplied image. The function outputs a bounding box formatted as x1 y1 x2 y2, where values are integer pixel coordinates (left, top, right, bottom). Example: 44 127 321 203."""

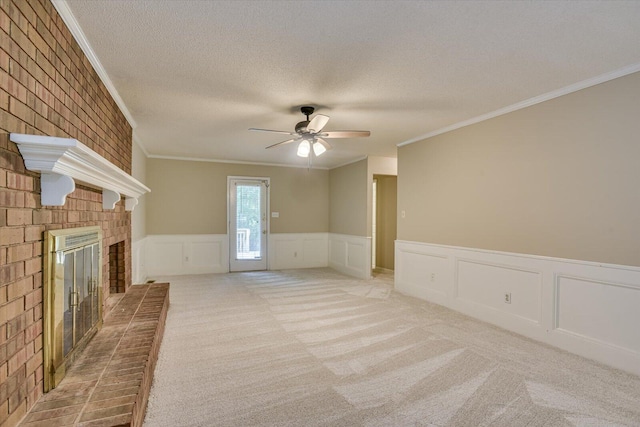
41 173 76 206
125 197 138 211
10 133 150 211
102 189 121 210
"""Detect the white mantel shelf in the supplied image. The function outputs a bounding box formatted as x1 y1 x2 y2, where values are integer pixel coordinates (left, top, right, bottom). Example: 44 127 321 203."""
10 133 150 211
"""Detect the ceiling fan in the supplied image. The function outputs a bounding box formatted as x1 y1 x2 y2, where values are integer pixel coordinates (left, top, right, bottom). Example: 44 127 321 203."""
249 106 370 159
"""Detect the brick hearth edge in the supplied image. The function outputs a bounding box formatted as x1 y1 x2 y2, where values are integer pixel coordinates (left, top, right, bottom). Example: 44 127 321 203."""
18 283 169 427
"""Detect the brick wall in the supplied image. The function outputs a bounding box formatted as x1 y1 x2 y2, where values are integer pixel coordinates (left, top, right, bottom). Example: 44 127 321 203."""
109 241 126 294
0 1 133 425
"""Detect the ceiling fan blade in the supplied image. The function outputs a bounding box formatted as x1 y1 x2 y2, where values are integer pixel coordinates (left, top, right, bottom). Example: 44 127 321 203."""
249 128 297 135
307 114 330 133
265 138 299 149
316 137 332 150
320 130 371 138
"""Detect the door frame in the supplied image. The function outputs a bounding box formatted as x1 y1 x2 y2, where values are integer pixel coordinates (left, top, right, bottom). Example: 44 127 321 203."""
227 176 270 271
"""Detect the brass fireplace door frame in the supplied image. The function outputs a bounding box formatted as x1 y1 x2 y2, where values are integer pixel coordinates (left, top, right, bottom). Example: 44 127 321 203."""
43 226 103 392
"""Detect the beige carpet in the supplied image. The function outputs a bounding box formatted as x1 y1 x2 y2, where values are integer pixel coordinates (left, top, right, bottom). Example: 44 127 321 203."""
143 268 640 426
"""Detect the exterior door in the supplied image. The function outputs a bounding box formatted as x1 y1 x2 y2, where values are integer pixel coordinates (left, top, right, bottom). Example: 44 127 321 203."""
228 177 269 271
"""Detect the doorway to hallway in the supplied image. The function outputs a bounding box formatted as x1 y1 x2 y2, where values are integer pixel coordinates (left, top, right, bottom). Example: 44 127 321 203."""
372 174 397 273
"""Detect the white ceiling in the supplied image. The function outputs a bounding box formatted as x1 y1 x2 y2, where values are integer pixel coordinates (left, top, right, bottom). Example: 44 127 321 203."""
61 0 640 169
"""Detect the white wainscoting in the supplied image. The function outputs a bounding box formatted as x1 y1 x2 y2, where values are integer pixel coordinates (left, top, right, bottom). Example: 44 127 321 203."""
131 237 148 284
329 233 372 279
145 233 330 277
395 240 640 376
146 234 228 277
268 233 328 270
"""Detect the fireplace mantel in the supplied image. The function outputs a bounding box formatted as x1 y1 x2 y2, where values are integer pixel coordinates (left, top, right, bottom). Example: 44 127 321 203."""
10 133 150 211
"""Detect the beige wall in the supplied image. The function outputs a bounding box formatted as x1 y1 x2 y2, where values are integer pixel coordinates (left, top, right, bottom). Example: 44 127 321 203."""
398 71 640 267
329 159 368 236
147 159 329 234
131 140 147 240
375 175 397 270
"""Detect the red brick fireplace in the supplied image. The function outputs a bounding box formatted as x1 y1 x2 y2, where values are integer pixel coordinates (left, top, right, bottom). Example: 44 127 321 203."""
109 241 126 294
0 0 139 424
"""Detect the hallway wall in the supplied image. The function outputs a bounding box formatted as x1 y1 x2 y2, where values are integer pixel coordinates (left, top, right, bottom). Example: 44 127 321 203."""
375 175 397 270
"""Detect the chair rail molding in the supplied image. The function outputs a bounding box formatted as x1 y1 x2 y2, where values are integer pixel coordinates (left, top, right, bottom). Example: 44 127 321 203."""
10 133 150 210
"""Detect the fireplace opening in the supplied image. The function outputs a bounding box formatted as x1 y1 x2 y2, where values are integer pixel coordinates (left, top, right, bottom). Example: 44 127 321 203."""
44 226 103 392
109 241 126 293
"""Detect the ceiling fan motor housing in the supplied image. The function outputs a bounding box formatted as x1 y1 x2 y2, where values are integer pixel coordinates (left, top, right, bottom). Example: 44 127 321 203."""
296 106 315 133
295 120 310 133
296 105 315 134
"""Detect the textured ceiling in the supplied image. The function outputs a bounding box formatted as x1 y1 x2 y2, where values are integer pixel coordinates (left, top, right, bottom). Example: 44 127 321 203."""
62 0 640 168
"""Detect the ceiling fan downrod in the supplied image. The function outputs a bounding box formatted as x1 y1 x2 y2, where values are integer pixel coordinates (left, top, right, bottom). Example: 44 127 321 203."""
300 106 315 121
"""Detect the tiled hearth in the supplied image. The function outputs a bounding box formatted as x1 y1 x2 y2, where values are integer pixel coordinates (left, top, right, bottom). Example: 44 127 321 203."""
18 283 169 427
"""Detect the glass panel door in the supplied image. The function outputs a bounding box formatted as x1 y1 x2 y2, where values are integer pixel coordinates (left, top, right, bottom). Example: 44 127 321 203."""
74 248 86 345
81 246 93 336
62 244 100 357
229 178 268 271
63 252 74 357
91 244 100 325
44 226 103 392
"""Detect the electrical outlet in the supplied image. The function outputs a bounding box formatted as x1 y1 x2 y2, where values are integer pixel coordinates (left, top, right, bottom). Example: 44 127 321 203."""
294 251 297 258
504 292 511 304
430 273 436 282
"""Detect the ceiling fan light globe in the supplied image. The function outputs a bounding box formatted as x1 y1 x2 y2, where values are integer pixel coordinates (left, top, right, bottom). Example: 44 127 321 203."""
297 140 311 157
313 142 326 156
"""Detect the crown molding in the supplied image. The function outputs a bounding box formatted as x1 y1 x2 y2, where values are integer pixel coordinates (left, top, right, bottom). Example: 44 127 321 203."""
329 156 368 170
52 0 137 129
10 133 150 211
398 62 640 147
147 154 330 170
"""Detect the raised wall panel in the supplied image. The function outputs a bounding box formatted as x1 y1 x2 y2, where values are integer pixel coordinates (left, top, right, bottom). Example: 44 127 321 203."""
268 233 328 270
146 235 227 277
396 249 449 303
556 275 640 353
190 241 224 273
457 259 541 323
303 237 328 267
148 241 183 276
346 242 365 269
132 237 147 284
330 238 346 266
273 239 299 268
329 234 371 279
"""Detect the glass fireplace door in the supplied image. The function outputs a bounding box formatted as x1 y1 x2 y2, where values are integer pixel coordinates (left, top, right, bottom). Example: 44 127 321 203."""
45 226 103 392
62 243 100 358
